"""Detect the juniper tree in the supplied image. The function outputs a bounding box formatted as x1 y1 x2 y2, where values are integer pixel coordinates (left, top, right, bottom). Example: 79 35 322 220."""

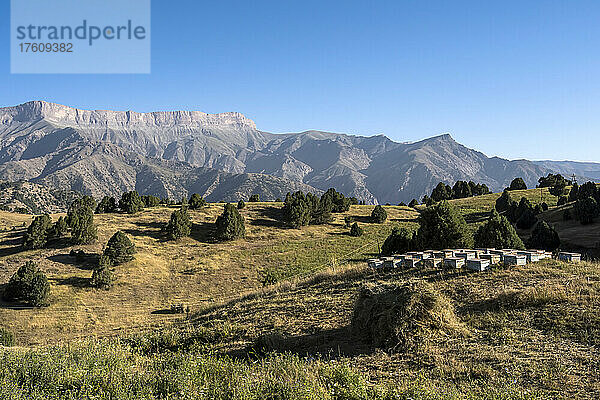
283 191 312 228
96 196 117 213
415 201 472 250
529 221 560 251
119 191 144 214
574 196 599 225
2 261 50 307
91 255 114 289
189 193 207 209
321 188 351 213
508 178 527 191
50 216 69 239
141 195 161 208
408 199 419 208
237 200 246 209
23 214 52 249
474 209 524 250
67 201 97 245
381 227 415 256
165 206 192 240
495 190 513 213
249 194 260 202
349 222 363 237
371 205 387 223
215 203 245 241
103 231 136 265
431 182 453 202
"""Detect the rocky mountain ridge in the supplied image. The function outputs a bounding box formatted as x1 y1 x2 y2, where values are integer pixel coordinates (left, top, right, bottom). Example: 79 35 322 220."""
0 101 596 205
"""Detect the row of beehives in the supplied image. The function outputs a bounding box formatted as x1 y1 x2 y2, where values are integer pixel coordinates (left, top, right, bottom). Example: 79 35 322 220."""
368 249 582 272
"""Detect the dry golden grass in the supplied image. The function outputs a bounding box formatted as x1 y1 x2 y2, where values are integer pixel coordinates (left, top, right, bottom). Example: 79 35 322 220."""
0 204 417 345
194 259 600 399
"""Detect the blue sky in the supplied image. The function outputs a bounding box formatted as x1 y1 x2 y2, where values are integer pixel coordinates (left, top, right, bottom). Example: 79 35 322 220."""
1 0 599 162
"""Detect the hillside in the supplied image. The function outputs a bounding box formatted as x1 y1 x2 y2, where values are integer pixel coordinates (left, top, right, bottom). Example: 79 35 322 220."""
1 190 599 398
3 100 596 204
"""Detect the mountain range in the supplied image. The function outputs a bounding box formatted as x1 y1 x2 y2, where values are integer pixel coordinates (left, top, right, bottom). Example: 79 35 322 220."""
0 100 597 208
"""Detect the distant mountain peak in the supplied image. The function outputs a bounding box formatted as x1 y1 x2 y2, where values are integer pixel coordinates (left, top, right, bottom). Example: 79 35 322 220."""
0 100 258 130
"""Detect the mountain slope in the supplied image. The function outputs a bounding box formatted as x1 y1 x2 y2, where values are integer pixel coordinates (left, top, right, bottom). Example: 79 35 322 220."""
0 101 594 204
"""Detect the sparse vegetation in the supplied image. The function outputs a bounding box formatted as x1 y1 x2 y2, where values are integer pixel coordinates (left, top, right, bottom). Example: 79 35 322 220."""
23 214 52 249
103 231 136 265
189 193 207 209
165 206 192 240
0 327 14 347
474 209 525 249
349 222 363 237
119 191 144 214
2 261 50 307
215 203 245 241
371 205 387 223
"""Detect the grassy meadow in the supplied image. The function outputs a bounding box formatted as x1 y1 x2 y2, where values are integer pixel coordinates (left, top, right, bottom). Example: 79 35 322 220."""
0 190 599 399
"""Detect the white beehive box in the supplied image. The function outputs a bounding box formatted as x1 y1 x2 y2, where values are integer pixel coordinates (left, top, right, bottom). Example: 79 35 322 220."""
466 258 491 271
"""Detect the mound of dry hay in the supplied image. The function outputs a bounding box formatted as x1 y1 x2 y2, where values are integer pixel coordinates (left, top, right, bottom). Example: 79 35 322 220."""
351 280 466 352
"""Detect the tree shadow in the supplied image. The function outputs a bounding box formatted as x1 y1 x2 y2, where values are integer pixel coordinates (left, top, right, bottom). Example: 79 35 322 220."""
190 222 218 244
352 215 375 224
464 211 491 223
0 246 24 257
253 206 287 228
390 217 417 223
54 276 91 288
123 221 165 240
47 252 100 270
229 327 375 360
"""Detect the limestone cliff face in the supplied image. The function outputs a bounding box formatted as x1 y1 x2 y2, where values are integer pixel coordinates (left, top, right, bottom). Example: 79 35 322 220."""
0 100 587 205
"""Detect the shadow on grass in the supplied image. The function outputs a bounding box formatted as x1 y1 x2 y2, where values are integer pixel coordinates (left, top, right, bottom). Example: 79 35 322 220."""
47 252 100 270
124 221 165 240
464 211 491 223
228 327 375 360
54 276 91 288
252 206 287 228
190 222 218 244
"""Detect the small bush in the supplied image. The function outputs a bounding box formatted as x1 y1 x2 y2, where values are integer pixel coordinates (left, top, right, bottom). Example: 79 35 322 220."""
371 205 387 223
249 194 260 202
352 281 465 352
119 191 144 214
529 221 560 251
165 207 192 240
103 231 136 265
2 261 50 307
237 200 245 209
408 199 419 208
23 214 52 249
215 203 245 241
344 216 354 228
0 327 14 347
508 177 527 190
189 193 207 209
381 227 415 256
349 222 363 237
91 257 114 289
